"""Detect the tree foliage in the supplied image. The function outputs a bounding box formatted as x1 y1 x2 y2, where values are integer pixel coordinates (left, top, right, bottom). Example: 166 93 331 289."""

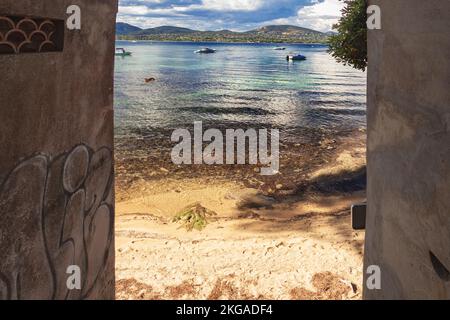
328 0 367 71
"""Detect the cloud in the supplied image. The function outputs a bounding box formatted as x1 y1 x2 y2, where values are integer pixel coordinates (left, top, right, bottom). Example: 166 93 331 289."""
201 0 264 12
296 0 344 31
117 0 344 31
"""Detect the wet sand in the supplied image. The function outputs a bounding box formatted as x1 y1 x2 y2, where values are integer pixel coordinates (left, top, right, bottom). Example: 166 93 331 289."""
115 127 367 300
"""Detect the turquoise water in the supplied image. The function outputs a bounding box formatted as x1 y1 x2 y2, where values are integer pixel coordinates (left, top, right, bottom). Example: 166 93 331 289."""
114 41 366 138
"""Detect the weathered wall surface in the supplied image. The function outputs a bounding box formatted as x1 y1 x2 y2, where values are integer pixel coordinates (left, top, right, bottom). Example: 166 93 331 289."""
364 0 450 299
0 1 118 299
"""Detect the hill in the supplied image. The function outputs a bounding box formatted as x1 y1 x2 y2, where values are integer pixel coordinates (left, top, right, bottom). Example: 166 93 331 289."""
244 25 326 43
116 23 329 44
116 22 142 35
247 25 323 35
136 26 196 35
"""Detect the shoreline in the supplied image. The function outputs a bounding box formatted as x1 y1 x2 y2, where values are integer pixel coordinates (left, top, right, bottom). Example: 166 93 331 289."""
115 126 365 201
115 127 367 300
116 39 329 45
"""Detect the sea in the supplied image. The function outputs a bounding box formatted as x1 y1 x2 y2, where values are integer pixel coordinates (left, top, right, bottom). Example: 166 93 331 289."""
114 41 366 140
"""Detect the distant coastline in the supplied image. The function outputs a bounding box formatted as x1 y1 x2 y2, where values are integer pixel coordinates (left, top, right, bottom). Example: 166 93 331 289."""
116 39 330 46
116 37 330 45
116 23 332 44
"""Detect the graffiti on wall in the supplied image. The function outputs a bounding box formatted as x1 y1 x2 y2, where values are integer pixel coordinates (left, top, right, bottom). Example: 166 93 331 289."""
0 144 114 300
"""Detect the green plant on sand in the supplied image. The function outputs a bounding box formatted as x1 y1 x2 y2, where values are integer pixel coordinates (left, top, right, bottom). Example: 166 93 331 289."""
172 203 217 231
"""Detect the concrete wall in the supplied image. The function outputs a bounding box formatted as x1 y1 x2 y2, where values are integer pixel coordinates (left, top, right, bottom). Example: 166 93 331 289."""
364 0 450 299
0 0 117 299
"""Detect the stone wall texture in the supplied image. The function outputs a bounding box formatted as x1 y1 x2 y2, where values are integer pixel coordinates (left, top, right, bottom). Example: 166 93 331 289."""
0 0 118 300
364 0 450 299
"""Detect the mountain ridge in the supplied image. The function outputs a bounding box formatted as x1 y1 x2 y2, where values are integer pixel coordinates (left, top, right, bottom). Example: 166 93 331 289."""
116 22 142 35
116 22 329 44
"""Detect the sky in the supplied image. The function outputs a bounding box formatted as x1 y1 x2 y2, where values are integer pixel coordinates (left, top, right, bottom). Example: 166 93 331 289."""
117 0 345 32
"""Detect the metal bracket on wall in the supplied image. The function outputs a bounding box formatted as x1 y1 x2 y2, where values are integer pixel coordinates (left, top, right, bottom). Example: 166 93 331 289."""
0 15 64 55
351 203 366 230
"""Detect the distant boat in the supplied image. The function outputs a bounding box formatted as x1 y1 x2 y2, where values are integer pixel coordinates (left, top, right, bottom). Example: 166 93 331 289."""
274 47 286 50
115 48 132 56
195 48 216 54
287 54 306 61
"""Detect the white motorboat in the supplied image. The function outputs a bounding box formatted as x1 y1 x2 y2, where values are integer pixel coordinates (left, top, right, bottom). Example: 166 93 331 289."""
287 54 306 61
195 48 216 54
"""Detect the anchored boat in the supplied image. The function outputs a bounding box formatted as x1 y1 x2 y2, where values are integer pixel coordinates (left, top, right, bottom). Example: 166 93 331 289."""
287 54 306 61
195 48 216 54
115 48 132 57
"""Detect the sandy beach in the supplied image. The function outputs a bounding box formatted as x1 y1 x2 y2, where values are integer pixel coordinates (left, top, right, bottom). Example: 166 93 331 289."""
115 128 366 300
